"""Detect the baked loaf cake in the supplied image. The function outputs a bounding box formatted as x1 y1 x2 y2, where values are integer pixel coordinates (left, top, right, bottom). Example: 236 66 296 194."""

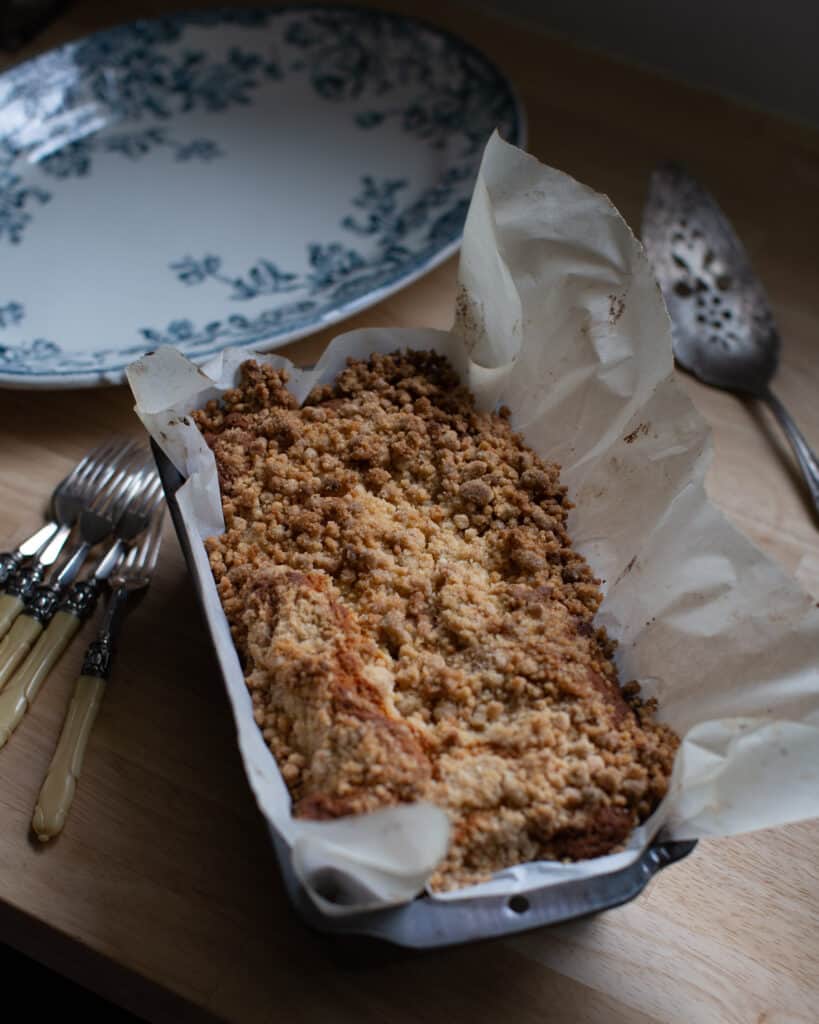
194 352 679 891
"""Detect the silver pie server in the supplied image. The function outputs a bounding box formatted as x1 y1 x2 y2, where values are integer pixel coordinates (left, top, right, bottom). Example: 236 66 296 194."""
642 163 819 520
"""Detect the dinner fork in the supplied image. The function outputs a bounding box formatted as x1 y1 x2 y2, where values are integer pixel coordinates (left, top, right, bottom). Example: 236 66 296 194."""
32 499 165 841
0 438 136 594
0 473 163 749
0 439 138 634
0 447 148 684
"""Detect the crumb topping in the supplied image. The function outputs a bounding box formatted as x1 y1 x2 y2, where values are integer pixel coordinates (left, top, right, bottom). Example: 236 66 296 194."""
194 352 679 890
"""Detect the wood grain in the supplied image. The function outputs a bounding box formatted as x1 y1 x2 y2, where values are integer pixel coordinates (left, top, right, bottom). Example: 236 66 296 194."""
1 1 818 1021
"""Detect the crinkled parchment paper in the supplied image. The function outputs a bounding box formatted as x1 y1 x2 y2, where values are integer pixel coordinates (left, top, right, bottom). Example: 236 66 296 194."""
127 133 819 914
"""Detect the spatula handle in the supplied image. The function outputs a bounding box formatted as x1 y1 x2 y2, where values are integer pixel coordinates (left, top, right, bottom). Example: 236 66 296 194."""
764 391 819 519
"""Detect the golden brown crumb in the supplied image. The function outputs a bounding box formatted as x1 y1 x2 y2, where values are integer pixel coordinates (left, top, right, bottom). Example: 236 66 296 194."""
194 352 679 891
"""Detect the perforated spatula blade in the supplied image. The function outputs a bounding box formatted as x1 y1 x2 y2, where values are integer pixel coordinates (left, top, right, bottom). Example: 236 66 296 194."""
642 163 819 520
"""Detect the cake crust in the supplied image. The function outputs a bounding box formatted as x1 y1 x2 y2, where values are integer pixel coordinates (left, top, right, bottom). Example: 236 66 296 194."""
194 352 679 891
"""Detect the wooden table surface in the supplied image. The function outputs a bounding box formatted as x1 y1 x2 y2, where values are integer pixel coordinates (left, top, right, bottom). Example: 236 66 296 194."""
2 2 819 1021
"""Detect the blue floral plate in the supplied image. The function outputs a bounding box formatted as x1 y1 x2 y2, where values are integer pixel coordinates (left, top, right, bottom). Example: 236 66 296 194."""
0 6 523 388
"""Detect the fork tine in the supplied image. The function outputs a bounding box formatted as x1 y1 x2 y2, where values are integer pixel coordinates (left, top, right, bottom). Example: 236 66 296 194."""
50 440 115 510
143 511 165 576
81 440 139 502
89 464 128 515
49 438 137 509
58 440 131 513
115 460 159 522
130 500 165 566
87 457 143 521
76 440 123 486
146 477 164 509
92 450 149 518
131 474 163 518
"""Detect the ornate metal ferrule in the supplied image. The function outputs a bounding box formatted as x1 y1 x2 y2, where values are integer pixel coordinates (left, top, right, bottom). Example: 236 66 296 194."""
58 579 102 620
24 583 62 625
81 633 114 679
5 563 45 601
81 584 128 679
0 551 23 587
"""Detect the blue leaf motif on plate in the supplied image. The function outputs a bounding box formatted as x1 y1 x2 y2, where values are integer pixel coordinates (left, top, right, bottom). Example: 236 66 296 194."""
38 139 94 178
0 8 522 377
0 337 60 368
0 9 519 246
170 254 218 286
160 166 470 325
285 11 397 101
140 301 318 352
0 140 20 168
87 47 176 120
342 177 409 236
0 301 24 328
174 138 222 161
36 128 224 185
306 243 367 291
166 319 195 341
355 111 384 129
170 254 299 300
0 173 51 244
232 261 300 300
425 198 471 247
70 19 184 72
103 128 167 159
171 48 264 113
282 11 517 154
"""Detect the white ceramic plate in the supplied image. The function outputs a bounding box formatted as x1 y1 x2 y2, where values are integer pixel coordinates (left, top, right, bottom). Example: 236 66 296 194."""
0 7 523 389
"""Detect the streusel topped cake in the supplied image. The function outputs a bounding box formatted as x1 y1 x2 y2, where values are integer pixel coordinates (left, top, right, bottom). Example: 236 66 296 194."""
194 352 679 890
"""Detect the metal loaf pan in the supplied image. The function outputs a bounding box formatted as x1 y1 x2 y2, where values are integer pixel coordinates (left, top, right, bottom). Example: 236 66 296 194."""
153 440 695 948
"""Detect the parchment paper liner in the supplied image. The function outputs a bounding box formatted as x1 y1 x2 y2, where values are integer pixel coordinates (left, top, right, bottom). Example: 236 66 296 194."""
128 134 819 914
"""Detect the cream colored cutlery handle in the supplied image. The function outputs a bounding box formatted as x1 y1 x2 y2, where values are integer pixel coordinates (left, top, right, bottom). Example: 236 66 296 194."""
0 611 80 747
0 614 43 692
0 593 24 639
33 674 106 841
0 610 83 737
